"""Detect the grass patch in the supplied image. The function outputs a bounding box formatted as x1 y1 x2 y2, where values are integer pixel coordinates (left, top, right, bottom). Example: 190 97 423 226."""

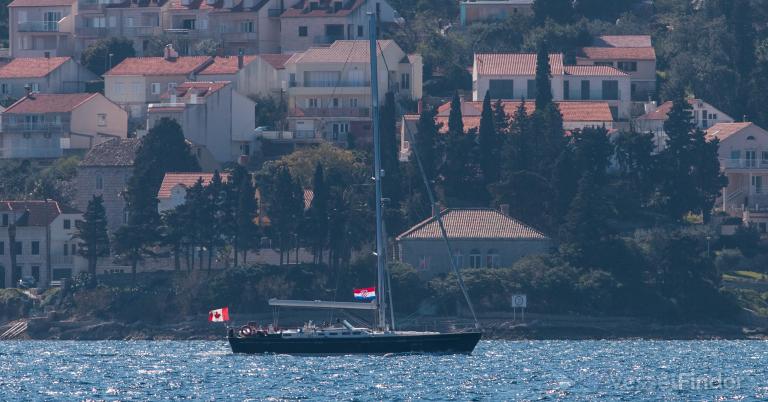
725 288 768 316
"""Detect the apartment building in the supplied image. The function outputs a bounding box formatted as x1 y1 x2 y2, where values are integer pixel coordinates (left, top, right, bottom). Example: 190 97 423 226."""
103 47 214 119
8 0 76 58
74 0 166 56
0 200 85 288
710 122 768 234
0 93 128 159
146 81 256 162
635 98 734 152
279 0 401 53
282 40 422 147
576 35 657 103
0 57 98 101
473 53 631 120
459 0 534 26
399 100 615 160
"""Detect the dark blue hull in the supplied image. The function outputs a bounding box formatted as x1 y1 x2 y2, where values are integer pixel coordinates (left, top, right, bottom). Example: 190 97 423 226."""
228 331 482 355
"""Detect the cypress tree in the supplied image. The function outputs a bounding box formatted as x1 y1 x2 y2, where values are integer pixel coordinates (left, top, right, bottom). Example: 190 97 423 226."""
269 166 304 265
380 91 403 205
443 91 468 200
479 91 501 185
234 172 259 265
405 108 439 224
535 41 553 110
659 94 696 220
75 195 110 287
308 162 329 264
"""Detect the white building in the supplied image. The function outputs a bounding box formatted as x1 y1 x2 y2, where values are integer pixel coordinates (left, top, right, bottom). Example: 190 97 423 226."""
635 98 734 152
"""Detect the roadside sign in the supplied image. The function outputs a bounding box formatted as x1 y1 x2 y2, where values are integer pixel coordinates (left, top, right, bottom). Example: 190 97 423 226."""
511 294 527 308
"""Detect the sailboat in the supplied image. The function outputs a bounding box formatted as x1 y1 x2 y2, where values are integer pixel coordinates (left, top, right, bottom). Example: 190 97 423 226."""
227 12 482 355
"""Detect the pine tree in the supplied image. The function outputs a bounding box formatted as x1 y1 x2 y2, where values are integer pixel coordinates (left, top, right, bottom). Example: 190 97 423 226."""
75 195 110 287
691 129 728 222
479 90 501 185
658 94 697 220
535 41 553 110
560 170 614 267
269 166 304 265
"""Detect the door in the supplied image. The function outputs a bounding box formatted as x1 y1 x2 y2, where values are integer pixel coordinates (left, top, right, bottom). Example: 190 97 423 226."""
44 11 61 31
0 266 5 288
746 150 757 168
752 176 763 194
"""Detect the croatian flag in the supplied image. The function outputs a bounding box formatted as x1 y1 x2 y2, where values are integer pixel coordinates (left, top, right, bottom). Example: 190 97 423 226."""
208 307 230 322
354 287 376 301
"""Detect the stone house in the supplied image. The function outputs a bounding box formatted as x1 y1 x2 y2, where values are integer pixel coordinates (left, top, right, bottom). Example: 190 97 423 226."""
0 200 86 288
0 56 98 101
396 207 550 278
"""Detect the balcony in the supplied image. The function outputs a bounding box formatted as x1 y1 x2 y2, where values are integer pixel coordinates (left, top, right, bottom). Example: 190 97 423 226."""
124 26 161 36
77 26 107 37
165 28 209 38
291 107 370 118
78 0 127 10
19 21 60 32
3 122 65 132
51 255 75 266
289 80 370 88
220 30 258 41
723 158 768 170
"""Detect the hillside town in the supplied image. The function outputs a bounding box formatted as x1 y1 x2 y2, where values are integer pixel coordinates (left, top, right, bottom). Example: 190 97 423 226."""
1 0 768 334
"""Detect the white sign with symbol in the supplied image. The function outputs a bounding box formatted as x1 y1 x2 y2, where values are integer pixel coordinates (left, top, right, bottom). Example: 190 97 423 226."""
511 294 527 308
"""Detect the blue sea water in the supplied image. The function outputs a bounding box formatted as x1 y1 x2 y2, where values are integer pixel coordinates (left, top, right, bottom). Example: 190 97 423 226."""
0 340 766 400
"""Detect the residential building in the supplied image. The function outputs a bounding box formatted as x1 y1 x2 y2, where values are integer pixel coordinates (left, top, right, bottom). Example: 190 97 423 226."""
197 53 291 97
75 137 141 232
157 172 230 212
278 0 401 53
576 35 657 102
280 40 422 147
0 93 128 159
709 122 768 234
399 100 615 160
635 98 734 152
396 207 550 277
74 0 166 57
0 56 98 101
103 48 214 120
146 81 256 163
8 0 76 58
459 0 533 26
0 200 86 288
472 53 632 120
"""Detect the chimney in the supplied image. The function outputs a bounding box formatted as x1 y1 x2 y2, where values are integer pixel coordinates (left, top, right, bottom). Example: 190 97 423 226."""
24 84 32 97
500 204 510 217
237 48 244 69
431 202 441 218
164 44 178 61
643 100 657 115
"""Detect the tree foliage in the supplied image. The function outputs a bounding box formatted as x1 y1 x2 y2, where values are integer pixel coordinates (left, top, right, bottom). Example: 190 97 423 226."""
81 37 136 76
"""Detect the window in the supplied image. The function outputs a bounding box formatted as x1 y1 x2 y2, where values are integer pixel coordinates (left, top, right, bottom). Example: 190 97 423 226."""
595 61 614 67
401 73 410 90
581 80 590 100
31 83 40 92
617 61 637 72
453 250 464 268
299 26 308 37
0 241 4 255
1 83 10 94
14 241 22 255
1 214 7 226
96 174 103 190
307 98 319 108
331 98 340 108
114 82 124 95
125 16 134 27
469 249 482 269
488 79 514 99
31 266 40 283
97 113 107 127
526 79 536 99
241 20 254 33
563 80 570 100
63 243 68 256
602 80 619 100
418 256 430 270
357 25 364 37
168 82 177 91
151 83 161 95
350 98 358 107
31 241 39 255
63 219 71 229
71 244 77 255
486 249 500 268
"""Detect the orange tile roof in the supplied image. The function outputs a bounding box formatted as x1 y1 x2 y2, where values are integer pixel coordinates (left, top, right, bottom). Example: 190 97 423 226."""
9 0 73 6
397 208 548 241
157 172 230 198
564 65 627 76
474 53 564 76
3 93 98 114
198 55 258 75
579 47 656 61
292 40 396 63
0 57 70 78
434 100 613 132
706 122 757 141
171 81 229 97
257 53 293 70
104 56 212 76
594 35 652 48
637 99 706 121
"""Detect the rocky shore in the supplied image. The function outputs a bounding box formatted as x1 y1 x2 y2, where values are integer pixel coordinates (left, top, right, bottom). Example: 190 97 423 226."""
3 312 768 341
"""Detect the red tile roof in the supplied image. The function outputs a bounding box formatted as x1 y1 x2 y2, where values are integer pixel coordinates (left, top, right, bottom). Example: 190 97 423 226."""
434 100 613 132
3 93 98 114
0 200 80 227
292 40 396 63
258 54 293 70
281 0 365 17
198 55 258 75
104 56 213 76
171 81 229 97
9 0 73 6
474 53 564 76
637 99 707 121
706 122 758 141
397 208 548 241
564 65 627 76
594 35 652 48
0 57 70 78
157 172 230 198
579 47 656 61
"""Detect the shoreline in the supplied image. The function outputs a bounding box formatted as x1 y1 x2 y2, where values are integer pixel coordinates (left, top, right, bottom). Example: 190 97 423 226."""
4 312 767 341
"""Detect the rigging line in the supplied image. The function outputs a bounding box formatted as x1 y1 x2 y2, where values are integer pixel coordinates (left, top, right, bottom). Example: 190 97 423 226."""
382 217 396 331
403 117 481 330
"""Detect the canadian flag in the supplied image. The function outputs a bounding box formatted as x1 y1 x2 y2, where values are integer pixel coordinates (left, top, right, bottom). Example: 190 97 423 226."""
208 307 230 322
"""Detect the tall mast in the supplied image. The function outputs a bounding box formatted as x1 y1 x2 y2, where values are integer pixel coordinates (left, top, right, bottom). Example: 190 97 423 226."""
368 12 387 331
